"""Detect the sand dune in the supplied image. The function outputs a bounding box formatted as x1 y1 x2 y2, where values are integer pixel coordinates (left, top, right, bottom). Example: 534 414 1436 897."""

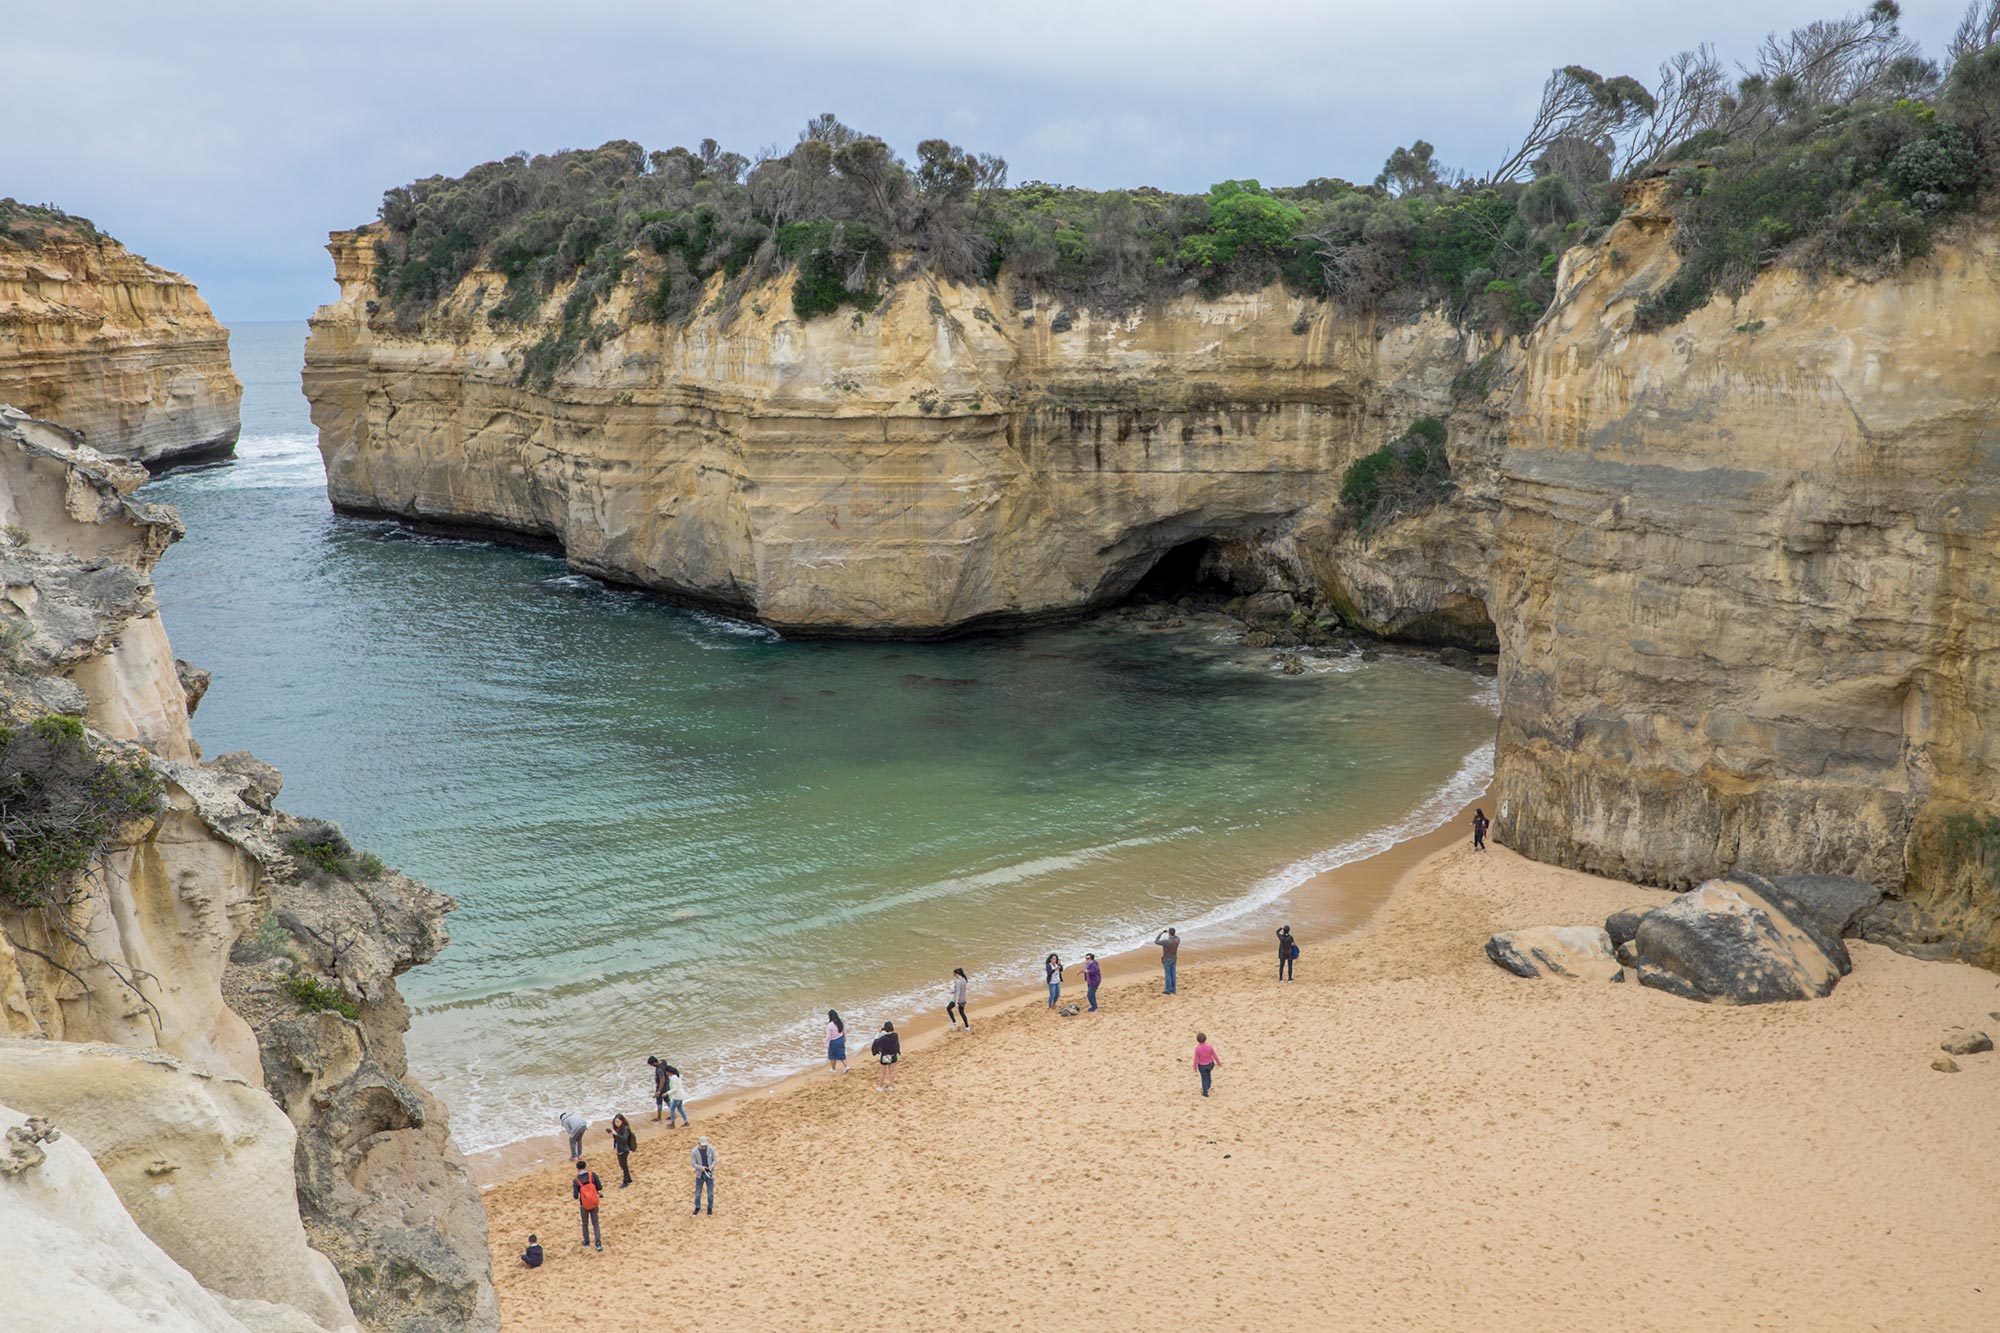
482 843 2000 1331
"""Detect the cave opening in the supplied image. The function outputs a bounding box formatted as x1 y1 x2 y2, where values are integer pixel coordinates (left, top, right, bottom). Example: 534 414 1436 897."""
1126 537 1255 603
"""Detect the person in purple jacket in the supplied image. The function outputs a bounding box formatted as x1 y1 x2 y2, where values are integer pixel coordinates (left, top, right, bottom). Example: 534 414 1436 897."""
1083 953 1103 1011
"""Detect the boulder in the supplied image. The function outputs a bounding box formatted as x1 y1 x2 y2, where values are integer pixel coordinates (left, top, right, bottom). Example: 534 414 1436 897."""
1437 646 1477 671
0 1040 357 1331
1633 872 1850 1005
1941 1029 1993 1056
1604 908 1651 949
1241 591 1296 621
1767 874 1883 937
1933 1057 1961 1074
1484 926 1625 982
1615 938 1640 968
1241 630 1275 649
1855 898 1962 963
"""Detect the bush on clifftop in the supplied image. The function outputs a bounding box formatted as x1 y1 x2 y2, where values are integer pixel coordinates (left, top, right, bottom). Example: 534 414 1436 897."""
0 711 162 910
1340 418 1453 531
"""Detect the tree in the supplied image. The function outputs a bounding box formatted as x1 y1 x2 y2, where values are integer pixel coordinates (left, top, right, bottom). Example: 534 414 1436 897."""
1376 142 1441 196
1489 66 1657 184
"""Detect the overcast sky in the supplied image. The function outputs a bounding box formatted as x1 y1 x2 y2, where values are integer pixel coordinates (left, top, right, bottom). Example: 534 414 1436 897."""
4 1 1968 321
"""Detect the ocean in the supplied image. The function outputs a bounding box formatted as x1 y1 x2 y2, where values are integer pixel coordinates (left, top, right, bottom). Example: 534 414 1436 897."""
143 321 1498 1153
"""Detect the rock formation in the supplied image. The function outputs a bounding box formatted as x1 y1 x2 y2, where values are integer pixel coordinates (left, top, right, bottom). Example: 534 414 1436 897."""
1483 925 1624 982
0 407 495 1329
0 207 241 468
1631 872 1850 1005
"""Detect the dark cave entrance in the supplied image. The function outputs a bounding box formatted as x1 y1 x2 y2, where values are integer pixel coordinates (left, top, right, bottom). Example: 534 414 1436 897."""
1126 537 1256 603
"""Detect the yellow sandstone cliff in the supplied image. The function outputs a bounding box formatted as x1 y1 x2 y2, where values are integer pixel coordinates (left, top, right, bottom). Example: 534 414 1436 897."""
0 208 241 468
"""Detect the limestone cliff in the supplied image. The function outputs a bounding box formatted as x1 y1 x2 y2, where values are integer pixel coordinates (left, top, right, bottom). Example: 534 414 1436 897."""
0 207 241 468
1491 182 2000 969
304 227 1479 637
0 408 496 1330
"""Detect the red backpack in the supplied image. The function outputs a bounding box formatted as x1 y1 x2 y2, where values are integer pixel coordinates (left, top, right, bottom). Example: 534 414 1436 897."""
578 1175 599 1210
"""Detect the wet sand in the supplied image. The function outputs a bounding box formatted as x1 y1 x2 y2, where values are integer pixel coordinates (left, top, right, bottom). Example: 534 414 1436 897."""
480 839 2000 1330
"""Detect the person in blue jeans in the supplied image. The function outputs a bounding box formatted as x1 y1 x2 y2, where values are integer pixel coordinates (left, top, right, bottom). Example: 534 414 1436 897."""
691 1136 717 1215
1155 928 1180 994
1083 953 1102 1010
1044 953 1064 1008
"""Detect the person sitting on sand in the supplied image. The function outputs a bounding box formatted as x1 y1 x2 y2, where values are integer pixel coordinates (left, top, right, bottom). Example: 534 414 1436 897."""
871 1020 902 1091
1193 1032 1221 1098
664 1065 690 1127
1156 928 1180 994
606 1113 637 1187
559 1110 588 1161
1277 925 1296 982
826 1010 849 1073
1045 953 1064 1009
521 1234 543 1268
1472 807 1490 853
947 968 971 1030
647 1055 671 1122
691 1136 718 1216
1083 953 1102 1011
573 1159 604 1251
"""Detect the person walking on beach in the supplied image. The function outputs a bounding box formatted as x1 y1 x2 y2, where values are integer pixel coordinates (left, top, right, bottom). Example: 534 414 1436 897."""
691 1136 717 1215
1276 925 1296 982
1083 953 1102 1011
606 1113 638 1187
1193 1033 1221 1098
559 1111 588 1161
1472 807 1490 853
520 1234 543 1268
1045 953 1064 1009
663 1065 690 1127
1155 928 1180 994
826 1010 849 1073
871 1020 902 1091
946 968 971 1031
648 1055 671 1122
573 1159 604 1250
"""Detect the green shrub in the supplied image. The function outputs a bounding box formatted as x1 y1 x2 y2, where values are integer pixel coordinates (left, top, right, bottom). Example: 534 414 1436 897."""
1340 417 1452 530
0 711 162 909
282 973 360 1021
777 221 885 320
284 828 387 882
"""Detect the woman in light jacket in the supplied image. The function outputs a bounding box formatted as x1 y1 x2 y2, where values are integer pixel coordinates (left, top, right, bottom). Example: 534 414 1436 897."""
946 968 971 1030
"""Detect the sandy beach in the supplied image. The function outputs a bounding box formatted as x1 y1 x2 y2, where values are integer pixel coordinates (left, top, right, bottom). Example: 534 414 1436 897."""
482 840 2000 1331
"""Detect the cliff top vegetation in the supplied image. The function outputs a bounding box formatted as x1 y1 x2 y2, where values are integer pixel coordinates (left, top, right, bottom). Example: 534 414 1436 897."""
0 199 102 250
365 2 2000 384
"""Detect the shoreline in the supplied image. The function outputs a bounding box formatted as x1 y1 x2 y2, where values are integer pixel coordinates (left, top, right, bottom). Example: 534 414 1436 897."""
463 775 1494 1188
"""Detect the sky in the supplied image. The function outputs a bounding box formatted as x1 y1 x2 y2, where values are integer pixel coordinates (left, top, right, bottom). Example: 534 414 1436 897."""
4 1 1970 322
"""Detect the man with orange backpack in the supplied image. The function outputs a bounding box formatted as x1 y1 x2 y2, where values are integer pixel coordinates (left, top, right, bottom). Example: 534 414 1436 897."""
573 1159 604 1250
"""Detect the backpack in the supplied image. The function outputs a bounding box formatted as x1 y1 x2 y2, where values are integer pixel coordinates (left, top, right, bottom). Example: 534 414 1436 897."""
578 1175 599 1210
1290 942 1300 959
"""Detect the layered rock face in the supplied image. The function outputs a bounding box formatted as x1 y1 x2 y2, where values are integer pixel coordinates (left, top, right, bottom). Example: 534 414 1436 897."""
1492 185 2000 968
0 217 241 468
304 229 1480 637
0 409 496 1330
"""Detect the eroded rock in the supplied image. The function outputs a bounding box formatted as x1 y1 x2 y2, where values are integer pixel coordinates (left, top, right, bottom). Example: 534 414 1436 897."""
1485 926 1624 982
1633 873 1849 1005
1941 1029 1993 1056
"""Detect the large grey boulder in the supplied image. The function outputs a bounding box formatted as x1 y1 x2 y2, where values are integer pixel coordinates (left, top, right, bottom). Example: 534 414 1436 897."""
1485 926 1625 982
1855 898 1963 963
1604 908 1651 949
1634 872 1850 1005
1941 1029 1993 1056
1767 874 1883 937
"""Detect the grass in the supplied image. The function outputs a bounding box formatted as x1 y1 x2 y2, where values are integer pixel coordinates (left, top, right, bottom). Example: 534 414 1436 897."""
282 972 360 1021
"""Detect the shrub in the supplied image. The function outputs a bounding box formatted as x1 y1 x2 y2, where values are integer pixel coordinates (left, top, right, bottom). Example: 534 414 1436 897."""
1340 417 1452 530
284 825 387 882
282 972 360 1021
776 220 884 320
0 711 162 909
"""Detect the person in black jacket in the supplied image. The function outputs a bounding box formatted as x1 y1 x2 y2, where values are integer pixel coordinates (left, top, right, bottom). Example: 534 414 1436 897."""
871 1020 902 1092
520 1234 543 1268
606 1113 638 1186
1472 808 1490 853
572 1159 604 1251
647 1054 671 1121
1276 925 1296 982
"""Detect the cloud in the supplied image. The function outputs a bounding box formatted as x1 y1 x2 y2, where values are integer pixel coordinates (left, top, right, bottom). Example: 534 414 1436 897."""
0 0 1968 320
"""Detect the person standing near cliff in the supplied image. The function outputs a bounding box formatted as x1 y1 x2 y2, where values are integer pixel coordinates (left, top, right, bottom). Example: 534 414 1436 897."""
1156 928 1180 994
691 1136 718 1216
1193 1033 1221 1098
946 968 971 1030
1083 953 1102 1011
559 1111 588 1161
606 1113 638 1187
1276 925 1296 982
1472 808 1490 853
826 1010 849 1073
573 1159 604 1250
647 1055 671 1122
871 1020 902 1091
663 1065 690 1127
1044 953 1064 1009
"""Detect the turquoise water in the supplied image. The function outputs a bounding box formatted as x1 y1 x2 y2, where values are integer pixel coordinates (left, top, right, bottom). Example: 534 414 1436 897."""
145 322 1497 1152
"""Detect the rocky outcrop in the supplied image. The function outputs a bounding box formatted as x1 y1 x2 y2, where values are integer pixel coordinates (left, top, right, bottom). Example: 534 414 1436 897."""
304 228 1489 639
1632 873 1850 1005
0 212 240 468
0 408 495 1329
1484 925 1624 982
1491 181 2000 970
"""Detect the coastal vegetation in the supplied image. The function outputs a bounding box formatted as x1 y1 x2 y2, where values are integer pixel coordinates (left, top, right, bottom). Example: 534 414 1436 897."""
0 198 100 249
1340 417 1453 531
286 824 387 882
0 710 162 910
364 3 2000 384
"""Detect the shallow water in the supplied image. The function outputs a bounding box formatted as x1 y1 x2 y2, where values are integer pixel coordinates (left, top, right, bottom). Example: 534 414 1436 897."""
145 322 1498 1151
